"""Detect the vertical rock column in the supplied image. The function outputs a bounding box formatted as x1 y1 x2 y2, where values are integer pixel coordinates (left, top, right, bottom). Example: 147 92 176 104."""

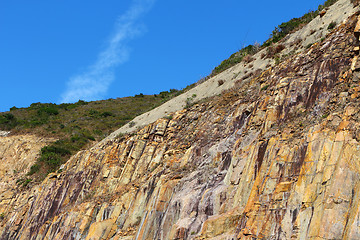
351 15 360 71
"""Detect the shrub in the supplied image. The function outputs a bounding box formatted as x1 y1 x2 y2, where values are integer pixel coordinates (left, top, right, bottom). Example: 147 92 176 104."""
39 152 61 170
306 43 313 49
351 0 360 6
275 44 285 53
27 144 72 175
76 100 88 105
2 113 15 121
169 89 178 93
41 145 71 156
0 113 18 129
100 111 114 117
266 44 286 59
16 178 32 187
22 178 32 187
212 44 259 75
185 94 197 109
327 21 336 30
135 93 144 97
243 55 255 63
261 85 269 91
37 106 59 116
275 56 281 65
28 164 41 175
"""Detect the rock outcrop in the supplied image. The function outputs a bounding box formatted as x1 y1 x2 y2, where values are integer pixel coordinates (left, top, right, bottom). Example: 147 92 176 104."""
0 135 55 224
2 4 360 240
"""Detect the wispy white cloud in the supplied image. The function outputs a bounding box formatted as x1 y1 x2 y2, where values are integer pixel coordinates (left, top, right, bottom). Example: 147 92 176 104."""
60 0 156 103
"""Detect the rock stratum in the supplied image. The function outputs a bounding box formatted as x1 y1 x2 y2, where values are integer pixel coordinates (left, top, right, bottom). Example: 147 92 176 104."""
2 3 360 240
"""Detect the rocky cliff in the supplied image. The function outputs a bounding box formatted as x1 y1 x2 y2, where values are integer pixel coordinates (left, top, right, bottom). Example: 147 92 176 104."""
1 4 360 240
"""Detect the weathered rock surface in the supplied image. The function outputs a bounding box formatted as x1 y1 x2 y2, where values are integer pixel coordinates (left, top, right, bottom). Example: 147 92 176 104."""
0 135 55 222
2 5 360 240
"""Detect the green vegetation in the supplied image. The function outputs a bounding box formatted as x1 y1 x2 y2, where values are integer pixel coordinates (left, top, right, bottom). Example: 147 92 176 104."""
185 94 197 108
264 0 337 46
327 21 336 30
164 115 173 120
0 113 17 130
211 0 339 76
0 89 186 179
306 43 314 49
16 178 32 187
261 85 269 91
212 44 259 75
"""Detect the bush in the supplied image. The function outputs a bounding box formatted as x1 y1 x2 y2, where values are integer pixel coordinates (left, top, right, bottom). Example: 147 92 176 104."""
0 113 18 130
266 44 285 58
185 94 197 108
169 89 179 93
76 100 88 105
41 145 71 156
16 178 32 187
212 44 259 75
27 144 72 175
28 164 41 175
39 152 61 169
37 106 59 116
135 93 144 97
351 0 360 6
100 111 114 117
261 85 269 91
327 21 336 30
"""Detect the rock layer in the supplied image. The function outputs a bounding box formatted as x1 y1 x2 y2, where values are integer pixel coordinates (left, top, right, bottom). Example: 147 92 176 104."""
1 8 360 240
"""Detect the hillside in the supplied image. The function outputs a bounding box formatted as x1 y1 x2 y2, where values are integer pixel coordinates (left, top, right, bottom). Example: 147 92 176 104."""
0 90 184 179
107 0 358 137
1 0 360 239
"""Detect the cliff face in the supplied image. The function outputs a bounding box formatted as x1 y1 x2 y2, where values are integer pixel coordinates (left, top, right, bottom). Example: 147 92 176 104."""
1 9 360 240
0 135 55 225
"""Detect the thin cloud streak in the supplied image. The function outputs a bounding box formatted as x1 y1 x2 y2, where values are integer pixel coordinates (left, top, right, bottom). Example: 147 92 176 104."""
60 0 155 103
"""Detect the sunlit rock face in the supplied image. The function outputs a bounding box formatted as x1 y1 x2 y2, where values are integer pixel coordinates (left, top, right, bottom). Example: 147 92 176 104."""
0 134 55 235
2 8 360 240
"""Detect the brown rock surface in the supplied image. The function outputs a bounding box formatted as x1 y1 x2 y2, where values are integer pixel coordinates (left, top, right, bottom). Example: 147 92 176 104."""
1 6 360 240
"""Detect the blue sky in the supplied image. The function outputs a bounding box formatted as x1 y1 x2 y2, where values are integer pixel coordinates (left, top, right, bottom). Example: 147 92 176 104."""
0 0 325 112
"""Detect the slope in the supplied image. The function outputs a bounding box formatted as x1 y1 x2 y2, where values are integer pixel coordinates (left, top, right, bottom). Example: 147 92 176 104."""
107 0 357 137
